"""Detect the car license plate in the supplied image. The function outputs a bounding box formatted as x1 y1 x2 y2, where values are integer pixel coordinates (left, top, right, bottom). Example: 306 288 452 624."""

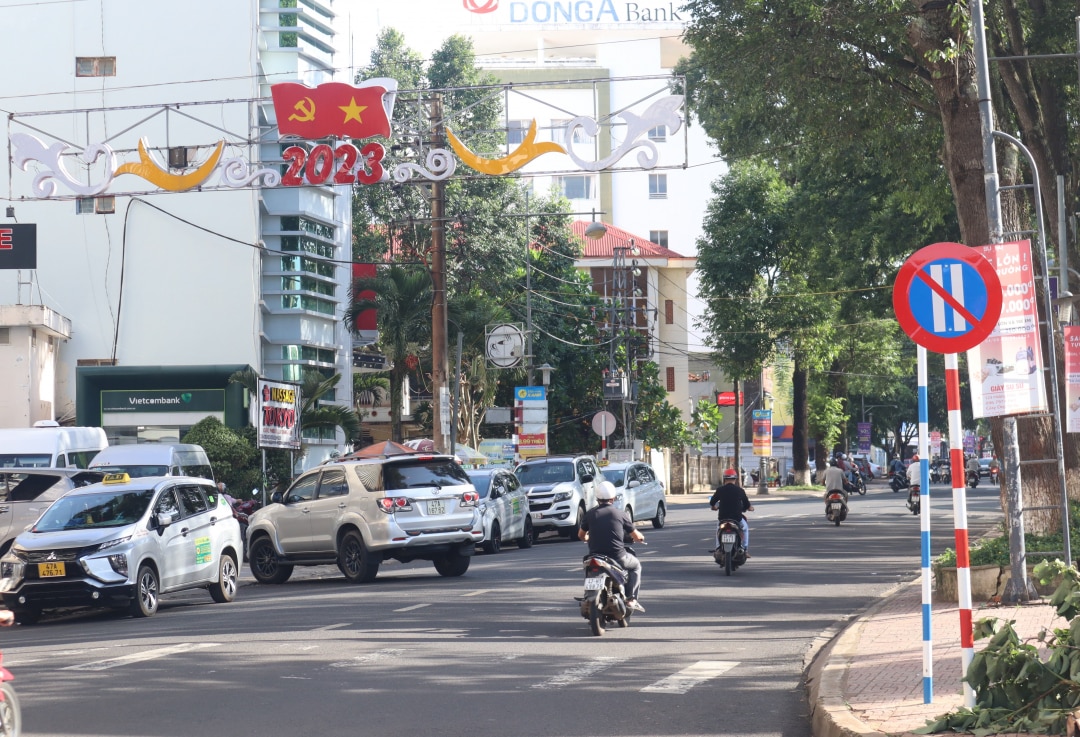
720 533 736 544
584 577 605 590
531 511 543 520
427 499 445 515
38 562 64 578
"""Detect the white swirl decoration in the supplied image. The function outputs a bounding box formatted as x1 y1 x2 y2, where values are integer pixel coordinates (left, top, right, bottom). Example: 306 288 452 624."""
392 148 456 183
564 95 685 172
219 157 282 188
12 133 117 197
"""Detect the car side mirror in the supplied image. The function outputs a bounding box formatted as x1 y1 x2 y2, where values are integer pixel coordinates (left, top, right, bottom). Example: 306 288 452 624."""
581 473 594 484
156 511 178 528
628 479 641 489
271 491 284 505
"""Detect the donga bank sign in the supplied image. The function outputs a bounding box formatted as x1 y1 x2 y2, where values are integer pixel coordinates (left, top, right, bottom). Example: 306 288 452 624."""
496 1 684 23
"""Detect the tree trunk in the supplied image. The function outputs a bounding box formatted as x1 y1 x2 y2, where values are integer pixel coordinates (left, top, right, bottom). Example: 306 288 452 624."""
792 360 811 484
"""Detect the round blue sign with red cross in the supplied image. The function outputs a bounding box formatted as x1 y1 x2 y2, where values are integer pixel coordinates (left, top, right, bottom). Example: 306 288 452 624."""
892 242 1003 354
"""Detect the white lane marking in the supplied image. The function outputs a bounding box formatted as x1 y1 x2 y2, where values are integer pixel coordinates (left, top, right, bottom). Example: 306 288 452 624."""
394 603 431 612
314 623 349 631
461 589 493 597
641 661 739 694
330 648 407 668
519 577 542 583
531 657 622 690
63 643 220 671
672 544 688 548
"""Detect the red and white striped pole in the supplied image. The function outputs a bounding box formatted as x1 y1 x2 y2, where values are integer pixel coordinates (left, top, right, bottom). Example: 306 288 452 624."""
945 352 975 707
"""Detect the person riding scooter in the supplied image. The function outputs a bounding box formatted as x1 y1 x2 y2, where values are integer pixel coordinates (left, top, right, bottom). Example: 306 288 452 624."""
965 454 981 487
710 468 754 557
579 480 645 612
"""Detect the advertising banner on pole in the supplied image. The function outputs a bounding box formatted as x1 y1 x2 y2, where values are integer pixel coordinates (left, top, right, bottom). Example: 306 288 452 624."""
1066 326 1080 433
857 422 871 453
965 240 1048 417
752 410 772 457
930 430 942 457
257 378 302 450
514 386 548 458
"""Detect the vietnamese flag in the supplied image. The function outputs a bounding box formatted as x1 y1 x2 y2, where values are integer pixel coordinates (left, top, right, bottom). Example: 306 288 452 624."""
271 81 392 140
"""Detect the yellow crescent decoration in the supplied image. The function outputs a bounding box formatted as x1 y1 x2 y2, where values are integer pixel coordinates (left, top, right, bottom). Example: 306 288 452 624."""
115 138 225 192
446 120 565 175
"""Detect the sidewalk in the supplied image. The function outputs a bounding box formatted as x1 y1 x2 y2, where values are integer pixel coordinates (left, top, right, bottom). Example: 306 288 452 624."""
807 578 1064 737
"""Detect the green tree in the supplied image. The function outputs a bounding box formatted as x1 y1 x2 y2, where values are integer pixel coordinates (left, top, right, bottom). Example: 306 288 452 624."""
345 266 431 442
635 362 695 451
691 399 722 454
181 417 260 497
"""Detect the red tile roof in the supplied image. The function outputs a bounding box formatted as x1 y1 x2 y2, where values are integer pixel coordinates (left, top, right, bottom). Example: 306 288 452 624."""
571 221 691 260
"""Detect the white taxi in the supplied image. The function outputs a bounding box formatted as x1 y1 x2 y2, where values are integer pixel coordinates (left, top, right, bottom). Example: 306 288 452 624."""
466 468 533 553
0 473 242 624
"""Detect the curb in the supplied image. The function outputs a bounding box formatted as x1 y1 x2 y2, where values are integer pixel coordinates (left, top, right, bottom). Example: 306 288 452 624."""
806 579 913 737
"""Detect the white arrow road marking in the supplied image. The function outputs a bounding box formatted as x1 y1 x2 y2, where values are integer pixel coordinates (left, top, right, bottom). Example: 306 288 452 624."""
63 643 220 671
531 657 623 689
394 603 431 612
641 660 739 694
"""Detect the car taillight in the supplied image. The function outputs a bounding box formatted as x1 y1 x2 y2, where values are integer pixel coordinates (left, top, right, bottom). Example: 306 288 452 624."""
378 497 413 514
460 491 479 507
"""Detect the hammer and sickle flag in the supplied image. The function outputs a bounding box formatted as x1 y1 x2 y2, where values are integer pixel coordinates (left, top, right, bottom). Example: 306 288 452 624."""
271 78 397 140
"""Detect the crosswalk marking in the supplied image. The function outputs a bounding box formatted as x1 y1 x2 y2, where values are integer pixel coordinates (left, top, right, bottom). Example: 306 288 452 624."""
641 661 739 694
63 643 220 671
531 657 622 689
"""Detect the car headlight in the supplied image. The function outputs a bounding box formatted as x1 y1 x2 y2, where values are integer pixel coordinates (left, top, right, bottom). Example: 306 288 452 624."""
0 560 25 589
96 536 131 552
553 491 571 502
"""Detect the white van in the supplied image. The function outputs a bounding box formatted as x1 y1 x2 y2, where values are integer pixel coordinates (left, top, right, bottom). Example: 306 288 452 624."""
89 443 215 481
0 422 108 469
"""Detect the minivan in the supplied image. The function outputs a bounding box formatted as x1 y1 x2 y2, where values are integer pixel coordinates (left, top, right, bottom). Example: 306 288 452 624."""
0 423 108 469
89 444 214 481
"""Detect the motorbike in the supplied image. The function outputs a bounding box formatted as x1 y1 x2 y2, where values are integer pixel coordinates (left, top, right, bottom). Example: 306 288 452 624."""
966 470 979 489
825 489 848 526
890 471 910 493
713 519 747 576
906 483 921 515
578 547 639 636
851 471 867 496
0 649 20 737
990 467 1000 484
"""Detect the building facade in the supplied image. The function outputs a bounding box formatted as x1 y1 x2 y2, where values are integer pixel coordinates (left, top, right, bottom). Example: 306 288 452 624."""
0 0 354 464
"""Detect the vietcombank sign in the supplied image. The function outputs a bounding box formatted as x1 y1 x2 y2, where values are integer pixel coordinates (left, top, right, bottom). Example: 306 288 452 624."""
101 389 224 414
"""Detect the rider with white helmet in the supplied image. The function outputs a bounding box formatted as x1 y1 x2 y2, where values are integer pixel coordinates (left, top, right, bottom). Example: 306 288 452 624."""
579 480 646 611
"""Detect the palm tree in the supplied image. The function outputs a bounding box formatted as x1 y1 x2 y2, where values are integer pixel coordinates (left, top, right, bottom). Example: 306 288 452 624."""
353 372 390 411
345 265 432 442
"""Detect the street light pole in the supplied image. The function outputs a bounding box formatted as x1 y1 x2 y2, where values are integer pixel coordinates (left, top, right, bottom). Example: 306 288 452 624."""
429 93 450 454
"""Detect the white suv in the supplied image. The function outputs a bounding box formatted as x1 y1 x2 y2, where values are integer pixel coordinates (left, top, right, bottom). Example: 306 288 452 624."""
246 454 484 584
514 455 602 539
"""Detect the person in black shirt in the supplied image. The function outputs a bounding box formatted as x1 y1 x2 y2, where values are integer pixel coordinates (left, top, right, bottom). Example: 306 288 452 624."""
579 480 646 611
709 468 755 556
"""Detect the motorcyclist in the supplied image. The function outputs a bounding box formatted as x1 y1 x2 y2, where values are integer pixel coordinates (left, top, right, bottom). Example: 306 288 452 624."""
710 468 754 557
889 456 906 478
822 458 849 500
965 454 981 486
906 453 921 486
579 480 645 612
989 456 1000 479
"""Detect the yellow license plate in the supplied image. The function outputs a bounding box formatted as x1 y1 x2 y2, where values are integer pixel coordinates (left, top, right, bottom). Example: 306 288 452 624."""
38 562 65 578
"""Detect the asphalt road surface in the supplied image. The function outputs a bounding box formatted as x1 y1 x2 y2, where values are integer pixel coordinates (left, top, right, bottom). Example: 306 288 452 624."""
2 481 1005 737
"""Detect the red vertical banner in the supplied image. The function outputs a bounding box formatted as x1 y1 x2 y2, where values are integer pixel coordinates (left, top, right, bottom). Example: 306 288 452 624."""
1066 326 1080 433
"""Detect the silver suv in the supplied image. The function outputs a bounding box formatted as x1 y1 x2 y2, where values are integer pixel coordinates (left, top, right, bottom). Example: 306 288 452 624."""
515 455 602 539
246 454 483 584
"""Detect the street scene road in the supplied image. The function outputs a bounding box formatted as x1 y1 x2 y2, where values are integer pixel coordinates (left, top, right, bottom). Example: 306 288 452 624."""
2 482 1005 737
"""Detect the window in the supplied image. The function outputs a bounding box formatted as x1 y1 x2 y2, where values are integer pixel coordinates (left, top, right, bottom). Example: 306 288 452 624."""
0 328 8 345
318 469 348 498
556 175 595 200
285 473 319 503
665 299 674 325
76 57 116 77
666 366 676 391
507 120 530 145
647 125 668 141
176 486 209 517
77 197 114 215
649 230 668 248
154 490 181 520
649 174 667 199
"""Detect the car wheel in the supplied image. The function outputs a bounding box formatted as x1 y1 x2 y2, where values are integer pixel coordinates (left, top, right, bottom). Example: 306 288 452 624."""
562 505 584 541
482 521 502 554
209 553 238 603
338 531 380 583
130 564 159 618
624 506 634 524
249 537 294 584
433 553 470 577
651 502 666 529
517 517 534 549
13 609 39 626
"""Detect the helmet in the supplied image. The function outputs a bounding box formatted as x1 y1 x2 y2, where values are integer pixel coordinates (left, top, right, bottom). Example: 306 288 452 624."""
595 481 618 501
723 468 738 480
912 454 919 461
838 453 847 460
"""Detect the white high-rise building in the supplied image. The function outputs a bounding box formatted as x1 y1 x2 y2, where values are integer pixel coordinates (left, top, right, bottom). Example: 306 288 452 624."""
0 0 353 463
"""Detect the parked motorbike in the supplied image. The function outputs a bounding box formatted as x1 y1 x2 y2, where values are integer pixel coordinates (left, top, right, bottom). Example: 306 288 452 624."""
825 490 848 526
0 649 21 737
966 470 979 489
578 547 639 636
906 483 921 515
890 471 910 493
713 519 747 576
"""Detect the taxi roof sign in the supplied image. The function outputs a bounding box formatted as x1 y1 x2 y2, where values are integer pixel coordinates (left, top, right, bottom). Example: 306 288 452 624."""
102 472 131 485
